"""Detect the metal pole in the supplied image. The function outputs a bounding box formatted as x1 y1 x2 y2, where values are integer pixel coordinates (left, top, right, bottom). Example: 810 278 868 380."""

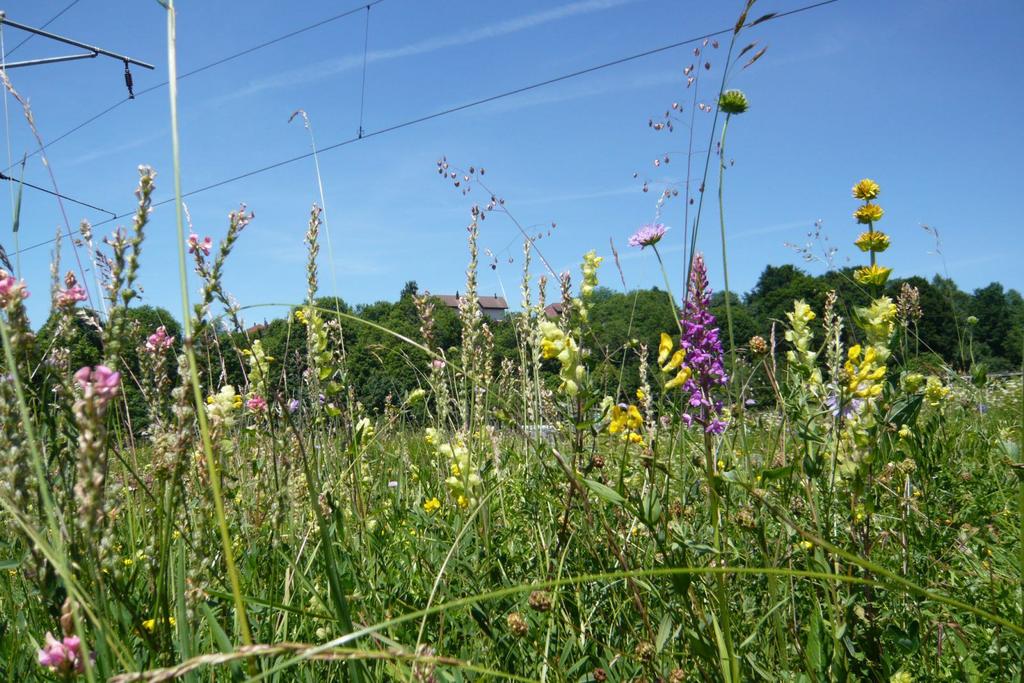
2 52 97 68
0 13 154 69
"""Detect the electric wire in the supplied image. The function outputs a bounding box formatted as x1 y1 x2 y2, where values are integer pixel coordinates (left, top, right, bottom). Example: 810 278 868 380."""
4 0 84 57
1 0 385 174
12 0 840 256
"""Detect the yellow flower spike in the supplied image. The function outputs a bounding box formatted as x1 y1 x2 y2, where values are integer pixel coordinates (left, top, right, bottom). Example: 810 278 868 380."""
853 264 893 287
658 332 673 366
664 367 691 390
854 204 884 224
852 178 880 200
608 405 627 434
662 349 686 373
423 497 441 514
854 230 891 253
635 388 645 401
848 344 862 361
625 405 643 430
627 432 643 445
456 495 470 510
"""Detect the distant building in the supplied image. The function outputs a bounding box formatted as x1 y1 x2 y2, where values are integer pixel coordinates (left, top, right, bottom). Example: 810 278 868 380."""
543 302 564 319
435 292 508 321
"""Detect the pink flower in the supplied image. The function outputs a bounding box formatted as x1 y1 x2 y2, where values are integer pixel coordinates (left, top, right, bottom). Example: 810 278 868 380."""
628 223 667 249
74 365 121 407
56 285 88 308
246 395 267 412
37 631 85 674
187 233 213 256
430 359 446 370
0 270 29 306
144 326 175 353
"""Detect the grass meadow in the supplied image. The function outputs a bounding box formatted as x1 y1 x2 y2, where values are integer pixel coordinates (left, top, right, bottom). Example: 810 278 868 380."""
1 1 1021 681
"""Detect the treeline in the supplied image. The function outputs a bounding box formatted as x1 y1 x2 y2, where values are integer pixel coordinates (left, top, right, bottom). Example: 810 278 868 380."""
34 264 1023 422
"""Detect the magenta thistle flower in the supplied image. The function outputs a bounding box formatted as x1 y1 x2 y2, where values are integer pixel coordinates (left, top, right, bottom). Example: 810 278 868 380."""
55 285 88 308
144 326 175 353
37 632 85 674
628 223 667 249
246 395 268 412
187 233 213 256
678 253 728 433
0 270 29 307
74 365 121 408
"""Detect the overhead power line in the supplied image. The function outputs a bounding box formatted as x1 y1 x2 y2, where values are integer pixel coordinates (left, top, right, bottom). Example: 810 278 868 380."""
0 169 114 216
12 0 840 256
4 0 84 57
1 0 386 174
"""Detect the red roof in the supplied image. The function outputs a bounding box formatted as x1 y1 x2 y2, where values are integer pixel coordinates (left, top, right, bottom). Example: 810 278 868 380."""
434 294 508 310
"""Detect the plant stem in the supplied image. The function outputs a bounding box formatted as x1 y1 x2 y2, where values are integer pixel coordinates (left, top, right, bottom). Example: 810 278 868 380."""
717 113 739 390
163 0 252 649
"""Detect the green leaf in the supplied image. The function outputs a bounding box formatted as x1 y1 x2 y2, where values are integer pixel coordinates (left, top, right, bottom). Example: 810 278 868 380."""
583 478 625 506
656 613 674 653
11 155 25 234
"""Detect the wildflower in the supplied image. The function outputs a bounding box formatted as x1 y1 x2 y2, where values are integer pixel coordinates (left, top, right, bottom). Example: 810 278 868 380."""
73 365 121 408
608 403 642 433
528 590 553 612
430 358 446 370
423 497 441 514
187 232 212 256
898 424 912 440
853 264 892 287
852 178 880 200
718 89 749 114
826 393 862 419
144 325 175 353
658 332 692 389
538 320 584 396
658 332 673 365
889 672 913 683
287 398 301 414
579 250 603 298
408 388 426 403
923 376 949 406
901 373 925 393
798 540 814 551
246 395 267 412
856 297 898 348
966 315 978 326
0 269 29 308
628 223 667 249
506 612 529 637
748 335 767 354
456 494 469 509
141 616 176 632
206 385 240 428
635 388 645 401
678 253 728 432
854 230 890 253
853 204 884 224
55 284 88 308
37 632 85 674
844 345 886 399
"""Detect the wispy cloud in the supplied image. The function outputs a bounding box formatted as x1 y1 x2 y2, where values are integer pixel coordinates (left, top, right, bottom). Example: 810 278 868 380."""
475 68 680 115
220 0 637 102
59 127 168 168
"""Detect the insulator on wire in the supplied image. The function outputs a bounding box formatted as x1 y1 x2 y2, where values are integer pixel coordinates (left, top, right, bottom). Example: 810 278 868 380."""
123 60 135 99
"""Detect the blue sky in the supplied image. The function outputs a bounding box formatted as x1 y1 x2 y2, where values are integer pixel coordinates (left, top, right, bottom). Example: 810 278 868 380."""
2 0 1021 326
